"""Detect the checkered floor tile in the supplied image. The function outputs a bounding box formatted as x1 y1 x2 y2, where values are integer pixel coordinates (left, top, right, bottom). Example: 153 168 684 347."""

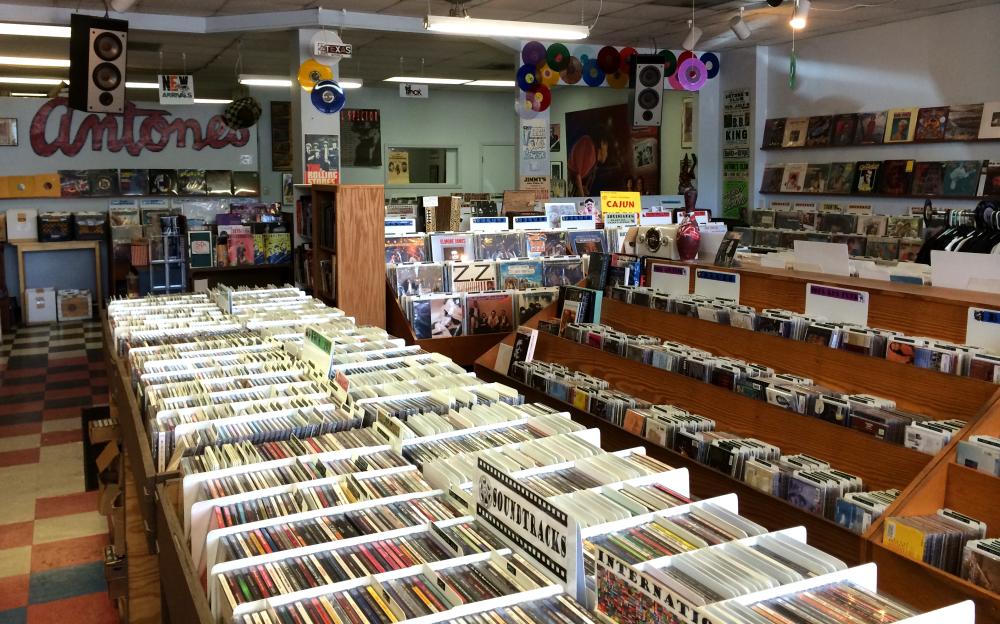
0 321 117 623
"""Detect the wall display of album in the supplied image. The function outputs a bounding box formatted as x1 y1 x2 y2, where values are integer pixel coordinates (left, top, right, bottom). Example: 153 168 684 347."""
762 100 1000 148
48 169 256 199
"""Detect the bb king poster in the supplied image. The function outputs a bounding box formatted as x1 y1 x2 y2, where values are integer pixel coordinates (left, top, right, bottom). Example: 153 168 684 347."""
304 134 339 184
566 103 659 196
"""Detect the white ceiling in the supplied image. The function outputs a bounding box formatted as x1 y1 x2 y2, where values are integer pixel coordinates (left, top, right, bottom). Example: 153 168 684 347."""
0 0 992 98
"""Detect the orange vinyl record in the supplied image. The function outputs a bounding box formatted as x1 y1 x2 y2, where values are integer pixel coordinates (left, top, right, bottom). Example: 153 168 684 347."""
605 69 629 88
297 59 333 90
536 62 561 87
33 173 60 197
529 85 551 112
560 56 583 84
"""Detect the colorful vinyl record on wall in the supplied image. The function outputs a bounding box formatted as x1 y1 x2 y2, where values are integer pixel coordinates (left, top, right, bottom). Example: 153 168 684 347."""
677 58 707 91
658 50 678 77
700 52 720 79
521 41 546 66
605 69 629 88
528 84 552 112
311 80 346 114
618 47 637 73
676 50 695 66
546 43 571 71
560 56 583 84
297 59 333 90
596 46 620 74
582 58 605 87
537 62 561 87
516 64 541 91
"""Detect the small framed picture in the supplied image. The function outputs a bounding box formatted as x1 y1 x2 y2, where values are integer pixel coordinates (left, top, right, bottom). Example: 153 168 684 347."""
550 160 565 180
0 118 17 146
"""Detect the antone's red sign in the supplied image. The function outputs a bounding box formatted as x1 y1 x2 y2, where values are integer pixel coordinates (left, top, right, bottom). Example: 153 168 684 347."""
30 97 250 157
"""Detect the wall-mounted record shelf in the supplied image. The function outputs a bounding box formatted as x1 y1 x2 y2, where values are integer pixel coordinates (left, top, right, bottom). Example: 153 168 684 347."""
189 262 294 289
646 259 1000 344
759 190 997 201
761 137 1000 151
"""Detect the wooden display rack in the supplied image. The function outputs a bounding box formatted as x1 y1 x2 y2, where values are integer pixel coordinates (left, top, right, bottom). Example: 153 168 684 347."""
385 281 510 366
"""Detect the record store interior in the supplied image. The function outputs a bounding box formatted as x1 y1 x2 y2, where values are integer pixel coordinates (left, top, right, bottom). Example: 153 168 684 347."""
1 0 1000 623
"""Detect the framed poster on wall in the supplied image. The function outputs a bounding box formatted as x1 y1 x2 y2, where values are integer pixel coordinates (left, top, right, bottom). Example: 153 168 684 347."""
0 118 17 146
341 109 381 166
270 101 292 171
681 98 695 149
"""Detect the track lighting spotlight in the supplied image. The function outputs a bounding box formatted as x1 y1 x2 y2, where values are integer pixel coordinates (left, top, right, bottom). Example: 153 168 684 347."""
682 20 702 51
730 8 751 40
790 0 811 29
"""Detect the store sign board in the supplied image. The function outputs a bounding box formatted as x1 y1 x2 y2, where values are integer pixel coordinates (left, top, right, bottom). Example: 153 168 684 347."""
399 83 429 98
158 74 194 105
314 42 352 58
805 283 870 326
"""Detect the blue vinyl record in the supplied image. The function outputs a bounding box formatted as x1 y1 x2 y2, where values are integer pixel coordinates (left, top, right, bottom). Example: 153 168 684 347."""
311 80 346 114
700 52 720 79
516 64 540 92
582 58 605 87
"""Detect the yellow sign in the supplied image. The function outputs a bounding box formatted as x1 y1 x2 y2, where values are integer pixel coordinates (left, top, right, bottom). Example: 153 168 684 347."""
600 191 641 214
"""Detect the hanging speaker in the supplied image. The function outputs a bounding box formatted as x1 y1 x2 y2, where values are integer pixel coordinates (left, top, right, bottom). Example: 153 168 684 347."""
69 13 128 114
630 55 664 127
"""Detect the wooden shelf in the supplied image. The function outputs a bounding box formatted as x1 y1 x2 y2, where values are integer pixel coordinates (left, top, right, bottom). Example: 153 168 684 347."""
759 190 996 201
190 262 291 274
646 258 1000 344
761 137 1000 151
599 298 998 422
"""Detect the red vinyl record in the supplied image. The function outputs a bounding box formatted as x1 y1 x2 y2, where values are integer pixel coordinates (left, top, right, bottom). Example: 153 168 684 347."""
597 46 620 74
618 47 637 73
677 50 696 65
667 72 684 91
529 84 551 112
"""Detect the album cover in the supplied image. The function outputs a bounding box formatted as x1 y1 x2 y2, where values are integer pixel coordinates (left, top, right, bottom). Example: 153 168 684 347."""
831 114 858 146
816 212 858 234
543 257 585 287
87 169 118 197
885 108 918 143
760 165 786 193
205 170 233 196
430 294 466 338
411 298 433 339
762 118 786 149
232 171 260 197
496 259 544 290
983 161 1000 197
773 210 803 230
227 232 254 266
802 164 830 193
543 202 577 229
177 169 207 196
515 288 559 325
787 475 825 515
856 215 888 236
783 118 809 148
945 103 984 141
911 162 944 196
805 116 833 147
853 161 882 193
867 236 900 260
59 170 90 197
979 101 1000 139
781 163 808 193
466 291 514 335
941 160 983 196
475 231 522 260
448 260 496 292
394 262 445 296
566 230 607 255
751 210 776 228
825 162 856 194
108 202 140 227
877 160 915 195
118 169 149 196
542 230 570 256
430 233 475 262
898 238 923 262
385 235 428 263
832 233 867 257
886 215 922 238
915 107 949 141
148 169 178 195
855 111 887 144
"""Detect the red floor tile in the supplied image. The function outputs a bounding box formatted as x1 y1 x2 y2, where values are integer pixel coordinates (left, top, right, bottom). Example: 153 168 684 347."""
42 407 81 421
35 491 100 520
45 371 89 383
0 383 45 397
44 387 92 401
0 422 42 438
0 520 34 550
91 394 109 405
41 429 83 446
26 591 119 624
30 533 109 573
0 400 44 416
0 447 40 467
46 356 89 368
0 574 29 611
2 367 47 380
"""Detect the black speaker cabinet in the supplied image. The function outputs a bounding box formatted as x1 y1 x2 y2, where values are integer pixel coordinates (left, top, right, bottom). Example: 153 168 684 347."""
69 14 128 114
630 54 665 127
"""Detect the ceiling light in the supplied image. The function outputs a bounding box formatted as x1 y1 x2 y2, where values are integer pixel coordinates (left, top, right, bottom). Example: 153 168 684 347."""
193 98 231 104
0 76 64 85
424 14 589 40
0 23 70 38
239 76 293 87
0 56 69 68
730 8 751 40
682 21 702 51
125 81 159 89
384 76 470 85
10 92 46 97
340 78 363 89
790 0 810 29
465 80 516 87
109 0 138 11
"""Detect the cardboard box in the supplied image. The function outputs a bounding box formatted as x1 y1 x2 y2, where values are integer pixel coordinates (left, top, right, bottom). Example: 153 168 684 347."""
88 420 120 444
25 287 56 324
57 289 92 322
6 208 38 241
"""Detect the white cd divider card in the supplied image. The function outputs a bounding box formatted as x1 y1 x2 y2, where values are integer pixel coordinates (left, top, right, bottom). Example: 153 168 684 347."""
693 268 740 302
804 283 871 326
648 263 690 297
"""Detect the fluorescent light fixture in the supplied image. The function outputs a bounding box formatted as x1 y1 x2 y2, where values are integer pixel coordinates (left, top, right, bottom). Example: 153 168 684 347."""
239 75 293 87
125 81 159 89
193 98 232 104
0 76 64 85
790 0 810 29
682 23 702 51
340 78 363 89
10 92 46 97
0 23 70 38
425 14 589 40
465 80 516 87
0 56 69 68
384 76 470 85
